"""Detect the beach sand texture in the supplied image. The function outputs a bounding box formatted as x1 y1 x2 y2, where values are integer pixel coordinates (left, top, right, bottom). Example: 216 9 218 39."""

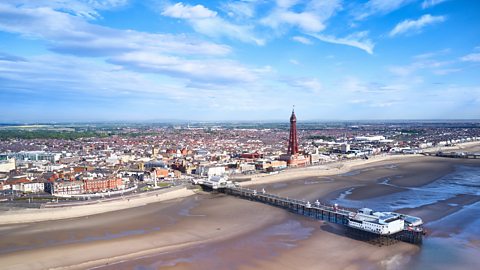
0 151 479 270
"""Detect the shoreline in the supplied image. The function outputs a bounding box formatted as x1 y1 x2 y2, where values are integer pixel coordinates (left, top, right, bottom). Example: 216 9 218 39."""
0 142 478 270
0 154 411 225
2 141 478 226
0 187 195 225
240 154 422 187
239 140 480 187
0 195 289 270
59 204 288 270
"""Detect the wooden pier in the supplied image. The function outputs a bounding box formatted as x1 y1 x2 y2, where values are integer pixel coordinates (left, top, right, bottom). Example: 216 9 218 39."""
209 185 423 245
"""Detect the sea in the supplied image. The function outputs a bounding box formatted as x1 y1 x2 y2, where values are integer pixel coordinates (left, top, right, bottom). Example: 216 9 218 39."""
333 165 480 270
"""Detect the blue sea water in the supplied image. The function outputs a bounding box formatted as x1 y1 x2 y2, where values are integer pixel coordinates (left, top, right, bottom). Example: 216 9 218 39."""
406 200 480 270
332 165 480 211
332 165 480 270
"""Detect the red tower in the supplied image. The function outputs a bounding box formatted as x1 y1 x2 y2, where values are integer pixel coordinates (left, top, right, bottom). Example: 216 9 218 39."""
287 108 299 155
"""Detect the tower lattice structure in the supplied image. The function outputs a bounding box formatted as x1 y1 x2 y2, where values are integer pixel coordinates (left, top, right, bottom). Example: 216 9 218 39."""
287 109 299 155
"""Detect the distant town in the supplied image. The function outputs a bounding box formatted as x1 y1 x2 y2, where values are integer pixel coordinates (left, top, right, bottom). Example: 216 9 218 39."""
1 117 479 203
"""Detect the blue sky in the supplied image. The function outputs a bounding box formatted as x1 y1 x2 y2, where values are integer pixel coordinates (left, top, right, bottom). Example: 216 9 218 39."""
0 0 479 122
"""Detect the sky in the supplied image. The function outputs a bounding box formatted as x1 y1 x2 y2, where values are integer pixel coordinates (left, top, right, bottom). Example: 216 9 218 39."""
0 0 479 122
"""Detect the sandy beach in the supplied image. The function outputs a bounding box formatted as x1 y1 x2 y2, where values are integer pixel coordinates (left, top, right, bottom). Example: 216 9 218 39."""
0 187 195 225
0 144 479 270
2 141 478 225
0 194 288 270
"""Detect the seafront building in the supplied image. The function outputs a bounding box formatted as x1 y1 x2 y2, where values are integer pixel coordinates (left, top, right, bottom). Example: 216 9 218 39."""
0 116 479 198
0 158 15 173
45 177 125 195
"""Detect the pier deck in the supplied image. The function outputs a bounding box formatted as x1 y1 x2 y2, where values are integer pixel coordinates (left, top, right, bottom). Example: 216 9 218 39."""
209 185 423 245
423 151 480 159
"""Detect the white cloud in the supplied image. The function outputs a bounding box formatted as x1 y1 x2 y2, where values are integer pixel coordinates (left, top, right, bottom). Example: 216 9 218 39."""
161 2 264 45
341 77 368 92
422 0 448 9
283 77 323 93
292 36 313 45
2 0 129 19
388 66 414 77
261 0 341 33
262 10 326 32
108 51 260 84
289 59 300 65
276 0 301 9
413 48 450 59
0 3 268 87
307 0 343 21
433 68 461 75
162 2 217 19
348 99 367 104
309 31 374 54
0 52 26 62
389 58 450 76
161 0 341 46
369 101 398 107
341 76 409 94
388 52 465 81
82 0 129 9
189 16 265 45
355 0 413 20
222 1 256 19
0 54 181 97
0 53 289 120
389 14 446 37
460 53 480 62
0 3 231 57
296 78 323 93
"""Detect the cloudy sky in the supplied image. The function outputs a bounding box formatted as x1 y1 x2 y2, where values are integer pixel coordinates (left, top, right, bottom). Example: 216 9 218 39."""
1 0 479 122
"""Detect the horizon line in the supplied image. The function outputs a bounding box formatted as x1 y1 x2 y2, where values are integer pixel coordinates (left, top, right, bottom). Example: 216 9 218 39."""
2 118 480 125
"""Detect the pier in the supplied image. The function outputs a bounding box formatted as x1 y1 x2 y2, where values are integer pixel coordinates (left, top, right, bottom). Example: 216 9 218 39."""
202 184 424 245
423 151 480 159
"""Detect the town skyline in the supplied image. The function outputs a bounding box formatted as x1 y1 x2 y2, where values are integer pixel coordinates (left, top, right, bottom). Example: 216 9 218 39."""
1 0 479 122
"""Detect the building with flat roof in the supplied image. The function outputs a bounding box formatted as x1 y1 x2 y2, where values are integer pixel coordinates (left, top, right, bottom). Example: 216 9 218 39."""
0 158 15 173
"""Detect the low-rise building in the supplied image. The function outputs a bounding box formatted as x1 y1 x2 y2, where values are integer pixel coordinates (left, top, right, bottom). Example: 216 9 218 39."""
255 160 288 171
239 163 256 173
21 182 45 193
46 180 83 195
83 178 124 193
197 166 226 178
0 158 15 173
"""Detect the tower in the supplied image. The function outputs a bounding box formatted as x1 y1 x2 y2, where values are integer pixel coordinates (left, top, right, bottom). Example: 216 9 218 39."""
287 108 299 155
152 145 159 157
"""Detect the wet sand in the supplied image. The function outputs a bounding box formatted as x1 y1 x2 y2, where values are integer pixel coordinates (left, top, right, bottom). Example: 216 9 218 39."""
239 154 420 187
0 187 195 225
3 141 478 225
107 219 418 270
0 194 288 270
250 156 478 203
0 155 479 269
399 194 480 226
241 223 418 270
237 141 480 188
